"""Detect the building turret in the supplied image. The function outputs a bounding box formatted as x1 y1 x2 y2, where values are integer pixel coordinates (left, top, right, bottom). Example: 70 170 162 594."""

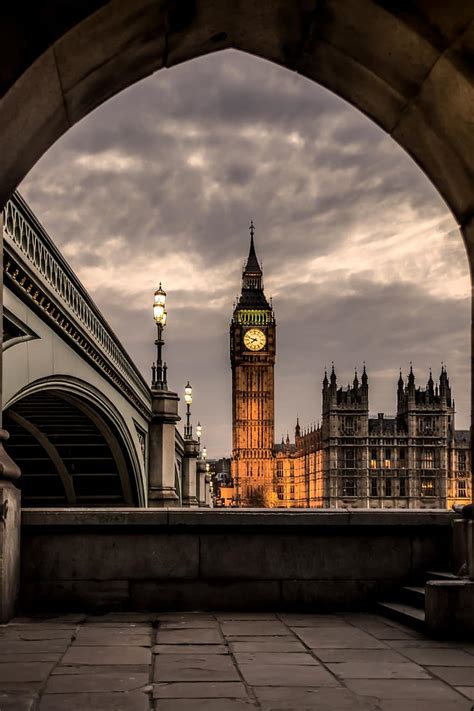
295 416 301 439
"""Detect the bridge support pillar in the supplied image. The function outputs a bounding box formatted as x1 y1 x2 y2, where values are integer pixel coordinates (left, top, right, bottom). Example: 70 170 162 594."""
182 439 199 508
148 389 180 506
197 460 209 507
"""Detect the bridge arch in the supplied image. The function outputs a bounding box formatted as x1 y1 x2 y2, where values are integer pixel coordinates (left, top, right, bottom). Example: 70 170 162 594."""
4 376 145 507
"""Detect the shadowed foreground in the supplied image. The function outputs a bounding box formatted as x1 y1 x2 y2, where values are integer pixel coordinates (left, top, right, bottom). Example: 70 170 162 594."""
0 612 473 710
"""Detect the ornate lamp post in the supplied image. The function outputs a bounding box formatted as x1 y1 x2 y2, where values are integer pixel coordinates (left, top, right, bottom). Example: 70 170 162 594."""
184 381 193 439
152 283 167 390
196 422 202 445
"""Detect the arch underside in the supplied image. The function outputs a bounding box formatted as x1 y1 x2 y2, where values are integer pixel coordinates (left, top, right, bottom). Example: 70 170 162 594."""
0 1 472 247
4 391 139 507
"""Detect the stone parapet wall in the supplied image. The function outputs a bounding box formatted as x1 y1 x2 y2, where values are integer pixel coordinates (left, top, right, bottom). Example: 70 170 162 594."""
20 509 455 613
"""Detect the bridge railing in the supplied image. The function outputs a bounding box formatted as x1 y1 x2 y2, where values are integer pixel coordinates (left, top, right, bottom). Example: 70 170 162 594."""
3 192 151 417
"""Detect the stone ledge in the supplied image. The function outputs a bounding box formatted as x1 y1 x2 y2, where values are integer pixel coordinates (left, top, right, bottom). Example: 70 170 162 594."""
21 508 456 528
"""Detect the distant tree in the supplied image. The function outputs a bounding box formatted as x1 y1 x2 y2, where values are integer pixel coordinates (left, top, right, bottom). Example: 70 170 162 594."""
246 487 267 507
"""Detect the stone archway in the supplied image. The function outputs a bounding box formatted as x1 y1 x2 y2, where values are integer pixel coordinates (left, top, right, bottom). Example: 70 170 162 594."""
0 0 473 478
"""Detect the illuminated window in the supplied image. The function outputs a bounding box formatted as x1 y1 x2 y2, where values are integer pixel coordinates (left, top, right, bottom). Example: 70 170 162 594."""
422 450 433 469
370 459 377 469
458 480 467 498
421 478 435 496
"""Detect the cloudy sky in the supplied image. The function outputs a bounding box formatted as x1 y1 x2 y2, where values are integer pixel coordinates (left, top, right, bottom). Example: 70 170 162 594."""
20 50 470 456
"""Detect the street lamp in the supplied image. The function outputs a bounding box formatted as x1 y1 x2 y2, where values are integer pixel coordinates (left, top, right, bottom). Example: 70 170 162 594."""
184 381 193 439
152 283 168 390
196 422 202 442
202 445 207 461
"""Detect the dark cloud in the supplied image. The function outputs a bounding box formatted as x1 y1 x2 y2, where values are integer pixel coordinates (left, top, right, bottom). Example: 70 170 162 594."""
19 50 469 455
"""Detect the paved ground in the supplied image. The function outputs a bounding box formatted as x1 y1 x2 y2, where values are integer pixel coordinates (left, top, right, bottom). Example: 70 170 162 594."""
0 612 473 710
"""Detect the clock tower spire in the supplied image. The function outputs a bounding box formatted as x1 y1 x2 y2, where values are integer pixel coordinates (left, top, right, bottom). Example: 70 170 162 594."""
230 222 276 506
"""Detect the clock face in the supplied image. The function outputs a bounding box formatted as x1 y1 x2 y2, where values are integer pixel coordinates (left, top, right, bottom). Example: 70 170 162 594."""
244 328 266 351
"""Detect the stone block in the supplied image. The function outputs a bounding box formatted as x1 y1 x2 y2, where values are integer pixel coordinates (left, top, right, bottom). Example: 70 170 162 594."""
0 482 21 622
294 626 388 650
199 533 411 581
44 670 149 694
153 682 248 699
21 580 130 613
326 661 430 679
22 533 198 581
425 580 474 638
253 686 379 710
38 692 149 710
344 678 463 701
130 580 281 611
237 662 340 687
153 654 239 682
61 645 151 666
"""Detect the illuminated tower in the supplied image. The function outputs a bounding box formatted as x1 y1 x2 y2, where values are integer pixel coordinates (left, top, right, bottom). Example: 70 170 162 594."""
230 222 276 506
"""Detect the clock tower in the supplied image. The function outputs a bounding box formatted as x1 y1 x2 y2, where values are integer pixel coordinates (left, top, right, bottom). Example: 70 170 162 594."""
230 222 276 506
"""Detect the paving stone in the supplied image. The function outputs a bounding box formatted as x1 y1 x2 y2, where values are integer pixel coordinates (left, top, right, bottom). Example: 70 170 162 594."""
428 666 474 686
0 641 69 654
399 648 474 666
11 615 84 625
220 621 289 637
82 623 151 631
314 648 408 663
375 701 472 710
0 628 74 640
154 654 239 682
155 629 222 645
153 682 248 698
61 646 151 666
154 700 256 710
326 661 431 679
345 678 465 700
158 620 220 630
278 614 351 628
0 653 63 663
0 694 37 711
0 663 55 682
294 627 388 649
456 687 474 700
44 670 150 693
73 629 151 646
387 639 465 649
238 663 340 687
229 638 306 653
153 644 229 655
52 665 150 675
234 652 318 666
87 613 157 623
216 614 278 621
38 691 150 710
254 686 379 710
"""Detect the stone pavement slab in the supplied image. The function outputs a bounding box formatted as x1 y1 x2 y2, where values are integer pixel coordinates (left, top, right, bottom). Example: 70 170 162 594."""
0 641 69 654
457 687 474 700
52 665 149 675
154 700 257 710
398 648 474 666
314 648 408 663
0 694 37 711
0 653 63 663
345 678 465 700
156 628 222 645
278 614 352 627
153 654 239 682
38 691 150 710
374 700 472 710
154 644 229 654
44 670 149 693
253 686 379 710
0 662 55 683
427 666 474 685
294 626 389 649
229 638 306 653
238 662 340 687
234 652 318 666
326 661 431 679
221 621 289 637
0 628 74 640
61 645 150 665
73 628 151 646
153 681 248 698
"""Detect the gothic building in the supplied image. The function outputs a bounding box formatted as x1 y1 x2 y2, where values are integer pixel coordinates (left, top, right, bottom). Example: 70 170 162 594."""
229 225 471 509
230 222 276 506
274 365 471 509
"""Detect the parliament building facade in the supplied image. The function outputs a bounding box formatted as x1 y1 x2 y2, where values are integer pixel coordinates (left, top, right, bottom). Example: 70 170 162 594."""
229 225 472 509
